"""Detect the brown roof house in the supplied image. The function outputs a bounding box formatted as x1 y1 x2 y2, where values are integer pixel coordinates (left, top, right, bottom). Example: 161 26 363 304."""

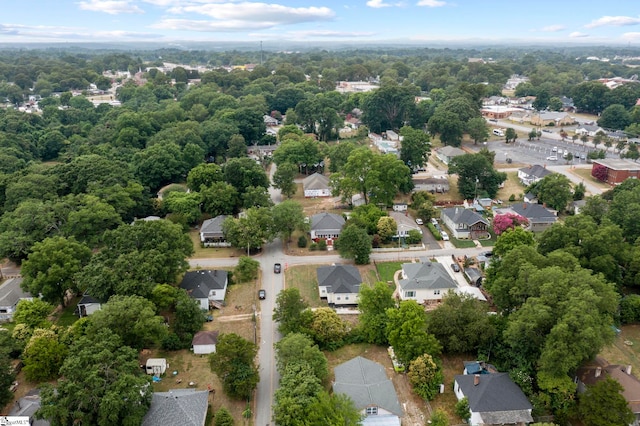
575 357 640 425
192 330 219 355
317 265 362 306
333 356 403 426
454 372 533 426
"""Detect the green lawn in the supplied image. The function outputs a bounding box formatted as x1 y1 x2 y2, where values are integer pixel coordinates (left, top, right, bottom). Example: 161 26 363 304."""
53 298 80 326
375 261 403 283
450 239 477 248
285 265 327 308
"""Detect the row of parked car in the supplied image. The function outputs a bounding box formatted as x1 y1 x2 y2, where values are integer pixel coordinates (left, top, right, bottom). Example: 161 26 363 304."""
416 217 449 240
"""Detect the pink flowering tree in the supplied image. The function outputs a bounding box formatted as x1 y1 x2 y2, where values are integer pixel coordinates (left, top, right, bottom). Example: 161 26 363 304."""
493 213 529 235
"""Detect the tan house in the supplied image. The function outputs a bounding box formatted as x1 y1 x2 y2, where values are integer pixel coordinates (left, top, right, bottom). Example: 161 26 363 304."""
529 111 575 127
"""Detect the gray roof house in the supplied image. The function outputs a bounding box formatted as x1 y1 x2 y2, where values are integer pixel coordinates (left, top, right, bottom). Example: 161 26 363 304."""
389 211 422 238
412 176 450 193
317 265 362 306
180 270 228 310
310 212 345 245
495 202 558 233
399 262 458 305
0 277 34 322
142 388 209 426
454 373 533 426
517 164 552 186
9 389 50 426
576 124 604 137
333 356 403 426
199 215 230 246
441 207 489 240
436 146 466 165
303 172 331 198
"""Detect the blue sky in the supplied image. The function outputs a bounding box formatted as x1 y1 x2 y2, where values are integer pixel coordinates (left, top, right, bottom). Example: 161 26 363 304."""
2 0 640 45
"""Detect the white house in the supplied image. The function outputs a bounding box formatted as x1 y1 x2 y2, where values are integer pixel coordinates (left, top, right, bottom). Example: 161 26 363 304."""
517 164 552 186
309 213 345 245
398 262 458 304
199 215 231 246
333 356 403 425
454 372 533 426
0 278 34 322
389 211 422 238
192 330 219 355
180 270 228 310
392 203 408 212
76 294 101 318
303 173 331 198
145 358 167 376
316 265 362 306
436 146 466 165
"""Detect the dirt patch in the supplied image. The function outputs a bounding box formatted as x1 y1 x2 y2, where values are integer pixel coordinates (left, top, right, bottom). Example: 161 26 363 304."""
496 171 526 202
599 324 640 381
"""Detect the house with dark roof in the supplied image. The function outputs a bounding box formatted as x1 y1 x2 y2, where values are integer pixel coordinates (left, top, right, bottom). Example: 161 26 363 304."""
317 265 362 306
192 330 219 355
142 389 209 426
9 389 50 426
575 357 640 425
440 207 489 240
303 172 331 198
199 215 230 247
333 356 403 426
310 212 345 246
436 146 466 165
454 372 533 426
180 270 228 310
495 203 557 233
517 164 552 186
0 277 34 322
76 294 101 318
398 262 458 304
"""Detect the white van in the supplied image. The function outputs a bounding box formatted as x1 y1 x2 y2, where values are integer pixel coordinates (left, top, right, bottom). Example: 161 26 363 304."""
492 129 504 137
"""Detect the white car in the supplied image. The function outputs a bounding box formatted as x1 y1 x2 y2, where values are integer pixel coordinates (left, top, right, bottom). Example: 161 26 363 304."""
415 218 423 225
430 218 438 225
441 231 449 241
546 156 558 161
552 146 558 152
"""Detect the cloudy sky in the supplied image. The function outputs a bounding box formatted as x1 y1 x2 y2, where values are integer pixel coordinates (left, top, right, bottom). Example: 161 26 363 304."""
2 0 640 45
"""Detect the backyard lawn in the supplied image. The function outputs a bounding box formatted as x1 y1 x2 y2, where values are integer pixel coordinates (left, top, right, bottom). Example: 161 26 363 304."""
374 261 403 283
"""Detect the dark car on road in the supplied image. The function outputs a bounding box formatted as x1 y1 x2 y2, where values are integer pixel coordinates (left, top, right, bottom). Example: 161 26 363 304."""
274 263 282 273
258 289 266 300
451 263 461 272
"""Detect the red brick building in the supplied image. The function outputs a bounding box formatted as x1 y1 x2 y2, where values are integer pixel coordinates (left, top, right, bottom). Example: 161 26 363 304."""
591 159 640 184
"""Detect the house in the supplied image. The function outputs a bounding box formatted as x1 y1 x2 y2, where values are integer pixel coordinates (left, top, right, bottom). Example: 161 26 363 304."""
529 111 575 127
199 215 231 247
463 267 484 288
454 373 534 426
316 265 362 306
436 146 466 165
571 199 587 215
385 130 400 141
351 193 366 207
142 389 209 426
575 357 640 425
575 124 604 137
145 358 167 376
463 360 498 375
440 207 489 240
591 159 640 185
560 96 575 112
392 203 408 212
0 277 34 322
333 356 403 425
76 294 101 318
398 262 458 304
495 203 558 233
412 176 450 193
9 389 50 426
180 270 228 310
523 191 538 204
517 164 552 186
389 211 422 238
303 172 331 198
192 330 219 355
310 212 345 246
263 115 279 126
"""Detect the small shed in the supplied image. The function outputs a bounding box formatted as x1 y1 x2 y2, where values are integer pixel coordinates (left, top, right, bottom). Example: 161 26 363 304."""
76 294 101 318
145 358 167 376
464 267 483 287
192 331 219 355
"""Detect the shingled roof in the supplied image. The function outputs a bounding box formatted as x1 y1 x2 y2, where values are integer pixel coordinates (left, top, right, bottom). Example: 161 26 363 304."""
441 207 488 227
303 172 330 190
142 389 209 426
180 270 227 298
399 262 457 291
317 265 362 294
310 212 345 231
333 356 403 417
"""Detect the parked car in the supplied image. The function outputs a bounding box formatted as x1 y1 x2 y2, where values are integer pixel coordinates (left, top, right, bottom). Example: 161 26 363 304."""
546 156 558 161
552 146 558 152
451 263 460 272
415 218 423 225
480 251 493 258
543 129 552 133
258 289 266 300
441 231 449 241
430 218 438 225
580 153 586 160
274 263 282 273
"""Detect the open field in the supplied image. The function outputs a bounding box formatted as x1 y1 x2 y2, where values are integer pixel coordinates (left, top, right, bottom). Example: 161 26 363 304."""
569 167 612 192
496 171 526 202
189 230 246 259
599 324 640 380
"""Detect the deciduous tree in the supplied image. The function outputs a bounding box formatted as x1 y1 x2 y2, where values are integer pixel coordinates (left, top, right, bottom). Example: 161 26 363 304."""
209 333 259 399
386 300 441 365
336 224 372 265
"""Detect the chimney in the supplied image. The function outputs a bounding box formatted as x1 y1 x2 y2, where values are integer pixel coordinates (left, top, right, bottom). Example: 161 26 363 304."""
627 365 632 375
595 367 602 378
523 203 527 209
474 375 480 386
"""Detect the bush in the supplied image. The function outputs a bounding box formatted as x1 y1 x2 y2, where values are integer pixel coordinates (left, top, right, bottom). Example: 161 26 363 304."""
372 234 381 248
427 223 442 240
297 235 307 248
620 295 640 324
509 194 516 202
406 229 422 245
309 242 318 251
317 238 327 251
162 333 183 351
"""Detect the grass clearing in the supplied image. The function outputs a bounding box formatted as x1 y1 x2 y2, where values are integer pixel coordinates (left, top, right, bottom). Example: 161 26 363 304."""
285 265 327 307
375 261 403 283
496 171 525 202
570 167 612 192
52 298 80 327
450 239 477 249
188 230 245 259
599 324 640 380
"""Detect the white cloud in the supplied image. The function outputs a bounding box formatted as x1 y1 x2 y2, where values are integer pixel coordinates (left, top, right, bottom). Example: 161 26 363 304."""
287 30 376 38
152 18 277 31
0 23 160 40
77 0 144 14
366 0 392 7
586 15 640 29
417 0 446 6
569 31 589 38
166 2 334 24
540 25 565 32
621 32 640 40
